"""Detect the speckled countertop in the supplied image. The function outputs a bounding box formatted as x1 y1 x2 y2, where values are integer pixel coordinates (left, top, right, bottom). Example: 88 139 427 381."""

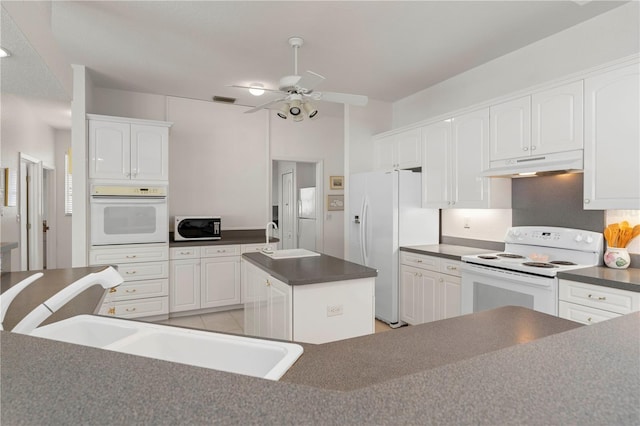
400 243 495 260
169 229 278 247
558 266 640 292
242 251 377 285
2 310 638 425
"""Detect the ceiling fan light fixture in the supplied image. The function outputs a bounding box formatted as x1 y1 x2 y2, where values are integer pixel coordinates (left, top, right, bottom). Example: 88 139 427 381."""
277 104 289 119
303 102 318 119
289 99 302 116
292 113 304 122
248 83 265 96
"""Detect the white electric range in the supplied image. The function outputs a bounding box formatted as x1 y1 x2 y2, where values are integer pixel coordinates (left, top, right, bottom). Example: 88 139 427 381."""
460 226 604 316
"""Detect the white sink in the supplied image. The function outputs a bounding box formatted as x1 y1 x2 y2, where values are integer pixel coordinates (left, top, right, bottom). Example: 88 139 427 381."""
261 248 321 259
29 315 303 380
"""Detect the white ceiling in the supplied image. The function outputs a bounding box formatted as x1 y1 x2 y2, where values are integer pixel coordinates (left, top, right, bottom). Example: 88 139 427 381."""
0 0 629 123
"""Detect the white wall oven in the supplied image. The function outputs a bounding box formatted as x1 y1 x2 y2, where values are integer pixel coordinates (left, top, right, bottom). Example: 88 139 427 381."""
461 227 604 316
90 185 168 246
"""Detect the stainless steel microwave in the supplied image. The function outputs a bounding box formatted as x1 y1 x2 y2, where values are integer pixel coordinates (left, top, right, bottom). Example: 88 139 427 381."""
174 216 221 241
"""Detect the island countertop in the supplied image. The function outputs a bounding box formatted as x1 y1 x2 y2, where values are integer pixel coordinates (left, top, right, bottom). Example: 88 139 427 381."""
2 308 638 425
242 251 377 285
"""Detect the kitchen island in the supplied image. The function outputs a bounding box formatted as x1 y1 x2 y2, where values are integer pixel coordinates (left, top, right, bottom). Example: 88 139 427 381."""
2 307 638 425
241 251 378 343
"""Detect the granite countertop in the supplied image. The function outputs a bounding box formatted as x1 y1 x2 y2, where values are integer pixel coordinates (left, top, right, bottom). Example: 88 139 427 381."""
169 229 278 247
558 266 640 292
400 243 495 260
2 309 638 425
0 241 19 252
0 267 107 331
242 251 377 285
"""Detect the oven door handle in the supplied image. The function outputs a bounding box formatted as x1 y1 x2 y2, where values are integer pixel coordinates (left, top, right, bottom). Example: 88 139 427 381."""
461 262 554 288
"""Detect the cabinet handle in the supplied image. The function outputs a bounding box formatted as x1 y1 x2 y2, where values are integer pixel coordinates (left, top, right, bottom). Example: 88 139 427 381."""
125 289 137 293
584 199 590 204
108 307 116 315
126 255 137 258
265 279 271 287
125 271 137 275
446 265 457 270
587 294 606 301
217 249 226 253
180 251 190 255
415 259 423 263
439 278 444 283
523 147 529 151
125 307 136 312
531 146 536 151
109 288 117 293
587 317 593 323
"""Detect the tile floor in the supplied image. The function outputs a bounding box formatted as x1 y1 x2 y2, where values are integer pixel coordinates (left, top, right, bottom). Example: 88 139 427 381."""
155 309 393 334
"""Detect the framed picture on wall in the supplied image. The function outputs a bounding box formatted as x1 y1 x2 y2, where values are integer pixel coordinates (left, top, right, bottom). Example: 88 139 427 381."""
330 175 344 190
327 194 344 211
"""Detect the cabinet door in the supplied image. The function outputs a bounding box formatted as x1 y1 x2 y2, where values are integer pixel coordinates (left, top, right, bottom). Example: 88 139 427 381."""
242 261 269 337
451 108 490 208
400 266 424 325
373 135 396 171
489 96 531 161
268 277 292 341
201 257 241 308
532 81 583 155
395 128 422 169
130 124 169 181
439 274 461 320
421 120 451 209
169 259 201 312
420 269 439 324
584 63 640 210
88 120 131 179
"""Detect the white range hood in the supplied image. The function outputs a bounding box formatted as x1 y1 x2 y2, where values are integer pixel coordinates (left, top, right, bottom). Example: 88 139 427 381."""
481 149 583 177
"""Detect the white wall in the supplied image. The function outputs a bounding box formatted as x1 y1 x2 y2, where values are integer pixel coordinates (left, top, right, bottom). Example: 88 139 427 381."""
347 100 393 174
0 94 57 270
393 2 640 128
54 129 72 267
91 86 166 121
166 96 269 229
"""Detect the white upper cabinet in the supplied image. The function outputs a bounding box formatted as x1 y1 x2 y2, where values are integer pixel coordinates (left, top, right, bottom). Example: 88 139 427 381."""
531 81 583 155
583 62 640 210
489 81 583 163
490 96 531 161
422 109 511 209
374 128 421 171
88 115 171 182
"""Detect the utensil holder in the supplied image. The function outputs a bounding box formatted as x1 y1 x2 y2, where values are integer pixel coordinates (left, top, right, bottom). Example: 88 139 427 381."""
604 248 630 269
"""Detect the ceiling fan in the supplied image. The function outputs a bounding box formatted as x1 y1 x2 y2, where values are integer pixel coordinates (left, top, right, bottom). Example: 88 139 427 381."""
231 37 368 120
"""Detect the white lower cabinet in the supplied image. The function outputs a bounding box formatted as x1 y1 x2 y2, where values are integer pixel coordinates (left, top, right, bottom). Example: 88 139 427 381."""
558 279 640 325
400 252 461 325
169 245 241 314
243 260 374 344
90 243 169 319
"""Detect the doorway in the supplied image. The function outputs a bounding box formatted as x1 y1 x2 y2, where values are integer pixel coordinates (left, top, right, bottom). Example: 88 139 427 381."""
272 159 324 253
19 153 55 271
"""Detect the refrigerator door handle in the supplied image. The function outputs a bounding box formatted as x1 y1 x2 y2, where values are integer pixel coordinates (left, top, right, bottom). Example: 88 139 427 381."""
361 197 370 266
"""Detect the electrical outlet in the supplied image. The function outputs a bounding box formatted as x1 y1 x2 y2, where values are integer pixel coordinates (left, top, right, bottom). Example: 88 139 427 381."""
327 304 343 317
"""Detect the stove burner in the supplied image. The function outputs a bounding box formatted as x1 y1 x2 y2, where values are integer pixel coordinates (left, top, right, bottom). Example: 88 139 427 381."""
522 262 558 268
549 260 577 266
478 255 499 260
496 253 526 259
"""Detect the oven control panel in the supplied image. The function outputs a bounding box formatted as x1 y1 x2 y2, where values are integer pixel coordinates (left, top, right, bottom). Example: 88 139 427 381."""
505 227 603 252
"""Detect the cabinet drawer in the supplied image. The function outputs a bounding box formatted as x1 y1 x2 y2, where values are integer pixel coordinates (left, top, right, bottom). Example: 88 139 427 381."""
201 245 241 258
559 280 640 315
108 278 168 301
241 243 277 254
101 296 169 319
439 259 462 277
400 252 439 271
90 244 169 265
117 261 169 282
559 301 621 325
170 246 201 259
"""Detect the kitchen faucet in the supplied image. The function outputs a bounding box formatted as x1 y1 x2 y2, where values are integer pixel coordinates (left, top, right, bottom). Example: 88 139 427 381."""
264 222 278 252
12 266 124 334
0 272 44 331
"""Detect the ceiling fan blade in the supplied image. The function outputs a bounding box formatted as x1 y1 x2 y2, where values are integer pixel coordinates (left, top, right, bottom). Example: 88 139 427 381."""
244 97 287 114
316 91 368 106
296 70 325 92
228 84 281 94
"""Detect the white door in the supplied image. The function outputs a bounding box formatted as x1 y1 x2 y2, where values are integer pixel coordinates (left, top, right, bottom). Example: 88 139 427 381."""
89 120 131 180
421 120 451 209
130 124 169 181
20 155 43 271
169 259 201 312
280 171 295 249
489 96 531 161
201 257 241 308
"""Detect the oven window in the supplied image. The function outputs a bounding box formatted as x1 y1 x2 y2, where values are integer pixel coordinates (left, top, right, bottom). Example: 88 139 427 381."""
103 206 157 235
474 283 534 312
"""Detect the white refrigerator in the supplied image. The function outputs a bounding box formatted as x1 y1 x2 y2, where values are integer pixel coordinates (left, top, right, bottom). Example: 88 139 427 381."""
349 170 439 325
298 187 316 251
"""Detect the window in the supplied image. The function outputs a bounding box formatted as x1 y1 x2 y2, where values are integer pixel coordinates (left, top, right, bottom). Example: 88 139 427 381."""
65 151 72 215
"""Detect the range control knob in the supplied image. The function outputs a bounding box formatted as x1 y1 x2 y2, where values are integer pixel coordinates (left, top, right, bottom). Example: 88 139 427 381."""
585 235 594 244
574 234 583 243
